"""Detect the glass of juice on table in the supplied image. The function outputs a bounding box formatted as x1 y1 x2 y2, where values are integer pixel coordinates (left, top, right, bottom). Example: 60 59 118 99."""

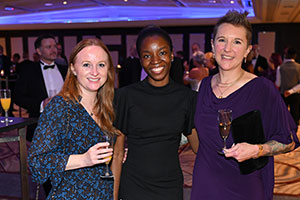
0 89 13 125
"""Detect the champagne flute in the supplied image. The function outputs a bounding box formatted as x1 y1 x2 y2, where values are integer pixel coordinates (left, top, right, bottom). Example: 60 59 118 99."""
100 134 114 179
217 109 232 154
0 89 13 125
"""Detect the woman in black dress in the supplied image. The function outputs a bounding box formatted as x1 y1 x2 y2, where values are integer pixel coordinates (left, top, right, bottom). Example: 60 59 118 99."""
114 25 199 200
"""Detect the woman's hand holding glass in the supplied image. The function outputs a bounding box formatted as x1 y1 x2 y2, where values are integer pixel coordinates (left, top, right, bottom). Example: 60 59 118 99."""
224 143 261 162
100 135 114 178
83 141 113 166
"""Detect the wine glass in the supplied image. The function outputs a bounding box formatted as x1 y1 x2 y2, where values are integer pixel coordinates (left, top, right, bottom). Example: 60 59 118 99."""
217 109 232 154
0 89 13 125
100 134 114 179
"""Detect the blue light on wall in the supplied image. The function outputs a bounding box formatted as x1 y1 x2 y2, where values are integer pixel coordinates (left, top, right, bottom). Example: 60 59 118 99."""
0 6 255 25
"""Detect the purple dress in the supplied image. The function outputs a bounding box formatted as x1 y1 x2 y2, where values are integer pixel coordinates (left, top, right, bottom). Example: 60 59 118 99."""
191 76 299 200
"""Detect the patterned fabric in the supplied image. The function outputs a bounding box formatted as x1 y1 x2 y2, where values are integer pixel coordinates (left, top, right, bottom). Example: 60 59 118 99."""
28 96 113 200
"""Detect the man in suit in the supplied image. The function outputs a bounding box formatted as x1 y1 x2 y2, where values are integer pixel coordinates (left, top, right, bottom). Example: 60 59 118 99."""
276 47 300 125
252 44 269 76
14 34 68 141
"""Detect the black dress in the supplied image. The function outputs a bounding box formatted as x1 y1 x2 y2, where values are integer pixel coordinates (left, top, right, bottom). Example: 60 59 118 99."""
114 78 197 200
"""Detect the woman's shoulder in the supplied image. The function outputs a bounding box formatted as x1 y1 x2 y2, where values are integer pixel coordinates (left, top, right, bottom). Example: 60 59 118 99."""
44 95 70 112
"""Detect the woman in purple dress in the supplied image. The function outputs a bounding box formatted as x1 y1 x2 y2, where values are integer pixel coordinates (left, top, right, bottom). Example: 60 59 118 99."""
191 10 299 200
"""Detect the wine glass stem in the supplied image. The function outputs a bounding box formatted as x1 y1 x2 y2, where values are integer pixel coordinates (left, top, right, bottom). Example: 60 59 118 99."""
223 138 226 150
105 164 109 175
5 111 8 125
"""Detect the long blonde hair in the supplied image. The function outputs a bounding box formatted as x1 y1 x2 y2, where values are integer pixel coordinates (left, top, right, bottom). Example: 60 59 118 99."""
59 38 120 135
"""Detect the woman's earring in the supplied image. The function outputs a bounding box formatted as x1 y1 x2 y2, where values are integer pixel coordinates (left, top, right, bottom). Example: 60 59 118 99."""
244 57 247 63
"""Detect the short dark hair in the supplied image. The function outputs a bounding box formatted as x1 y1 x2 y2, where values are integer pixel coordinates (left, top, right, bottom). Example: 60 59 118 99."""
13 53 20 59
212 10 252 46
136 25 173 57
286 47 297 59
34 34 56 49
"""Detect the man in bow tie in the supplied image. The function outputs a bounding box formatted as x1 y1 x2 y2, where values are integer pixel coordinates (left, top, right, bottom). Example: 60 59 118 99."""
14 34 68 141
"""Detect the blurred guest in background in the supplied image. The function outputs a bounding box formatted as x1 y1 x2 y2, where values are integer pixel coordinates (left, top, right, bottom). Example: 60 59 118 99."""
204 52 218 76
11 53 20 74
184 50 209 91
266 53 282 83
55 43 68 66
252 44 269 76
276 47 300 125
14 34 68 142
189 42 202 70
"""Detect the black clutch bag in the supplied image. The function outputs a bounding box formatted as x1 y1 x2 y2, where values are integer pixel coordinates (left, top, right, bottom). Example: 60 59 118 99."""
231 110 269 175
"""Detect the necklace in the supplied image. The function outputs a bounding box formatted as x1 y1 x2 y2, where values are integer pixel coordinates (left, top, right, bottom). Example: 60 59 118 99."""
216 71 245 99
80 101 95 117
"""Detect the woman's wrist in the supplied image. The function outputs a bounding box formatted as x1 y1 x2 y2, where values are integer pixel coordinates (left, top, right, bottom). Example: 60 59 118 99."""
254 144 264 159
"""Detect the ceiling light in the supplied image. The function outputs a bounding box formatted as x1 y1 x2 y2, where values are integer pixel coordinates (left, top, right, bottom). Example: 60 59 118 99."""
208 0 216 3
124 0 128 2
44 3 54 7
63 1 68 5
230 1 235 4
4 6 15 11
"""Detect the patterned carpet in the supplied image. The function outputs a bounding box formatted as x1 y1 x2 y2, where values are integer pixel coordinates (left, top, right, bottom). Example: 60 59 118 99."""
179 127 300 199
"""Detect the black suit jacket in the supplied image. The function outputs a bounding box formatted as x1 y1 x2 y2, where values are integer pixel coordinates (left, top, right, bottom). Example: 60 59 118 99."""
254 55 269 76
119 57 142 88
14 61 67 118
170 57 184 84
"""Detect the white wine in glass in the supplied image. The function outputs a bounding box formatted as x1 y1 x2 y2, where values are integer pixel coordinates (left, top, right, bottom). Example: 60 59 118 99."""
218 109 232 154
0 89 13 125
100 134 114 179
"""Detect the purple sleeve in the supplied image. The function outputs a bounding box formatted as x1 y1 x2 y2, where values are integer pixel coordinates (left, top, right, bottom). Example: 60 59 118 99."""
260 79 299 147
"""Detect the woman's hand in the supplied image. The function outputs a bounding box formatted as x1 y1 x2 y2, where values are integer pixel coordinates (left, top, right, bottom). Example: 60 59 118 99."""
83 142 113 166
65 142 113 171
224 143 259 162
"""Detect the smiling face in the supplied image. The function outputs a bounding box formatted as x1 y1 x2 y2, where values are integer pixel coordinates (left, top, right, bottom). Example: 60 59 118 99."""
71 45 108 96
139 35 174 87
212 23 251 71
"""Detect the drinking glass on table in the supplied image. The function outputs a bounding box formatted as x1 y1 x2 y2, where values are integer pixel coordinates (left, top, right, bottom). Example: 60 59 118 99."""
100 134 114 179
0 89 13 125
217 109 232 154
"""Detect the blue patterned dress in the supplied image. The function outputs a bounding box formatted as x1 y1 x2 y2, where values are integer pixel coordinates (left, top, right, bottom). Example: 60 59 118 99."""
28 96 113 200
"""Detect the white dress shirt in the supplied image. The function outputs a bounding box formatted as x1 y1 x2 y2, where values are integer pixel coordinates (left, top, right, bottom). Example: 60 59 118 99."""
39 60 64 112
